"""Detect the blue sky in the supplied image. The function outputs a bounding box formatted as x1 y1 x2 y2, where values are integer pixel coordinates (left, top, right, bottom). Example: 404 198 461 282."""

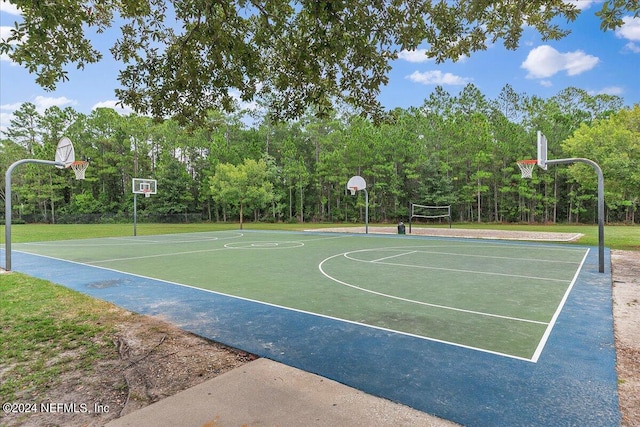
1 1 639 135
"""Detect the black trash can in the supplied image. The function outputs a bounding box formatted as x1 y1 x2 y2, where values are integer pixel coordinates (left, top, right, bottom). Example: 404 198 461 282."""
397 222 406 235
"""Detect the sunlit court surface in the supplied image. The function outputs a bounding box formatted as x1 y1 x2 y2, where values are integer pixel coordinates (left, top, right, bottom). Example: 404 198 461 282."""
8 230 620 426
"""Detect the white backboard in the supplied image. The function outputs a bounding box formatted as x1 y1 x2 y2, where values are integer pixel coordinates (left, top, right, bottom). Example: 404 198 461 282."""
132 178 157 194
347 175 366 191
537 131 548 170
55 137 75 168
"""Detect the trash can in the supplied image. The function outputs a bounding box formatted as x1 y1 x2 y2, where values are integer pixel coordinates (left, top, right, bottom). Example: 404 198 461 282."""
397 221 406 235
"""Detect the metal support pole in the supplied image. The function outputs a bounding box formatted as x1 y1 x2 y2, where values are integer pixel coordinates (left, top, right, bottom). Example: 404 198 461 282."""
4 159 63 271
364 189 369 234
133 193 138 236
546 158 605 273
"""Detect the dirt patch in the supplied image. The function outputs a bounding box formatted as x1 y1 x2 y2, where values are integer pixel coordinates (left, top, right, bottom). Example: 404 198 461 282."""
312 226 583 241
612 250 640 427
1 312 255 427
2 229 638 426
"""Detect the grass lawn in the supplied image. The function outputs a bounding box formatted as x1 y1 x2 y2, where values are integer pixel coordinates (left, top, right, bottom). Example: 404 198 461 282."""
0 273 121 402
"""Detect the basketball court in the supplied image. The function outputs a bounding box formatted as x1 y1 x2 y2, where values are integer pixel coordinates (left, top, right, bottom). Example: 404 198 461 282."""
5 230 620 426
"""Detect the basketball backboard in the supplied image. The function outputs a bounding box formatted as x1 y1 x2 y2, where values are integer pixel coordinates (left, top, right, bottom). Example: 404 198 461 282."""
132 178 157 195
55 137 75 168
537 131 548 170
347 175 366 193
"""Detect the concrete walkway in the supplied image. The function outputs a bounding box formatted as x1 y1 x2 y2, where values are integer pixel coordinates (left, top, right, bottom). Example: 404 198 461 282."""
106 358 457 427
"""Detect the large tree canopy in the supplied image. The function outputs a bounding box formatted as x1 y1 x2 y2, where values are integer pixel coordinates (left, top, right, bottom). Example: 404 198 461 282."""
2 1 638 124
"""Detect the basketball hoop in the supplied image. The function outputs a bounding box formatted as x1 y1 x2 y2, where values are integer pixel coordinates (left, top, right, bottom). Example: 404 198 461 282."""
348 186 358 196
142 189 151 198
517 160 537 179
69 161 89 180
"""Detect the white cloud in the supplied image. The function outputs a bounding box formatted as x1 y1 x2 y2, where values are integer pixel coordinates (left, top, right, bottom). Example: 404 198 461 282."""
0 101 23 111
563 51 600 75
1 23 24 48
0 2 21 15
34 95 77 111
562 0 596 11
1 25 26 63
521 45 599 78
0 103 24 136
397 49 432 63
406 70 472 86
92 100 134 115
0 26 14 39
229 88 259 112
0 112 13 135
540 80 553 88
0 97 79 133
624 42 640 53
596 86 624 96
616 16 640 42
0 103 22 132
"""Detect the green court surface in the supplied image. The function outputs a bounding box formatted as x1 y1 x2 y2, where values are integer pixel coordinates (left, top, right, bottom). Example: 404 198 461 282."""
16 230 588 362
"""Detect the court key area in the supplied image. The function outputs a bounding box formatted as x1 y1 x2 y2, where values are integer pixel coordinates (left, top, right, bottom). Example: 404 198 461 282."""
8 230 620 426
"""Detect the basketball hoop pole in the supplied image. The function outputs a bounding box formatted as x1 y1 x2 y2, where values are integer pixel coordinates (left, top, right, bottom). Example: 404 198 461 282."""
363 188 368 234
347 176 368 234
132 178 157 236
4 159 64 271
133 192 138 236
546 157 606 273
523 130 605 273
347 186 369 234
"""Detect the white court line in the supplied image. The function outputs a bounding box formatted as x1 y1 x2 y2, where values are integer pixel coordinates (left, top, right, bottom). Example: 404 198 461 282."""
15 249 536 363
90 240 307 263
297 234 355 243
390 249 582 265
344 252 568 283
372 260 569 282
90 247 230 264
371 251 417 263
318 253 548 326
22 233 244 246
530 249 590 363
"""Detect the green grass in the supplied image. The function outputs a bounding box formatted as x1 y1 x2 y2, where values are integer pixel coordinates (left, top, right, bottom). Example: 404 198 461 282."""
3 222 639 250
0 273 120 401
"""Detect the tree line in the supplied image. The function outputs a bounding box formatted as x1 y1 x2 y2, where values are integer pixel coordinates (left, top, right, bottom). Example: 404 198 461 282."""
1 84 638 226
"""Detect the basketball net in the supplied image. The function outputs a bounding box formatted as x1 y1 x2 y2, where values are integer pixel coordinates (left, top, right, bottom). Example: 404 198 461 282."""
348 186 358 196
69 161 89 180
517 160 537 179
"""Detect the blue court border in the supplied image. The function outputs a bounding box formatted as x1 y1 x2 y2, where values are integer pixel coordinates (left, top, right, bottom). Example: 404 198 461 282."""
6 234 620 426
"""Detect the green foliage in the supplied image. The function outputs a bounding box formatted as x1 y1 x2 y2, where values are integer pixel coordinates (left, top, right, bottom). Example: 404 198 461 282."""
210 158 274 228
563 106 640 223
3 1 635 124
2 87 638 226
69 192 103 214
152 157 195 217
